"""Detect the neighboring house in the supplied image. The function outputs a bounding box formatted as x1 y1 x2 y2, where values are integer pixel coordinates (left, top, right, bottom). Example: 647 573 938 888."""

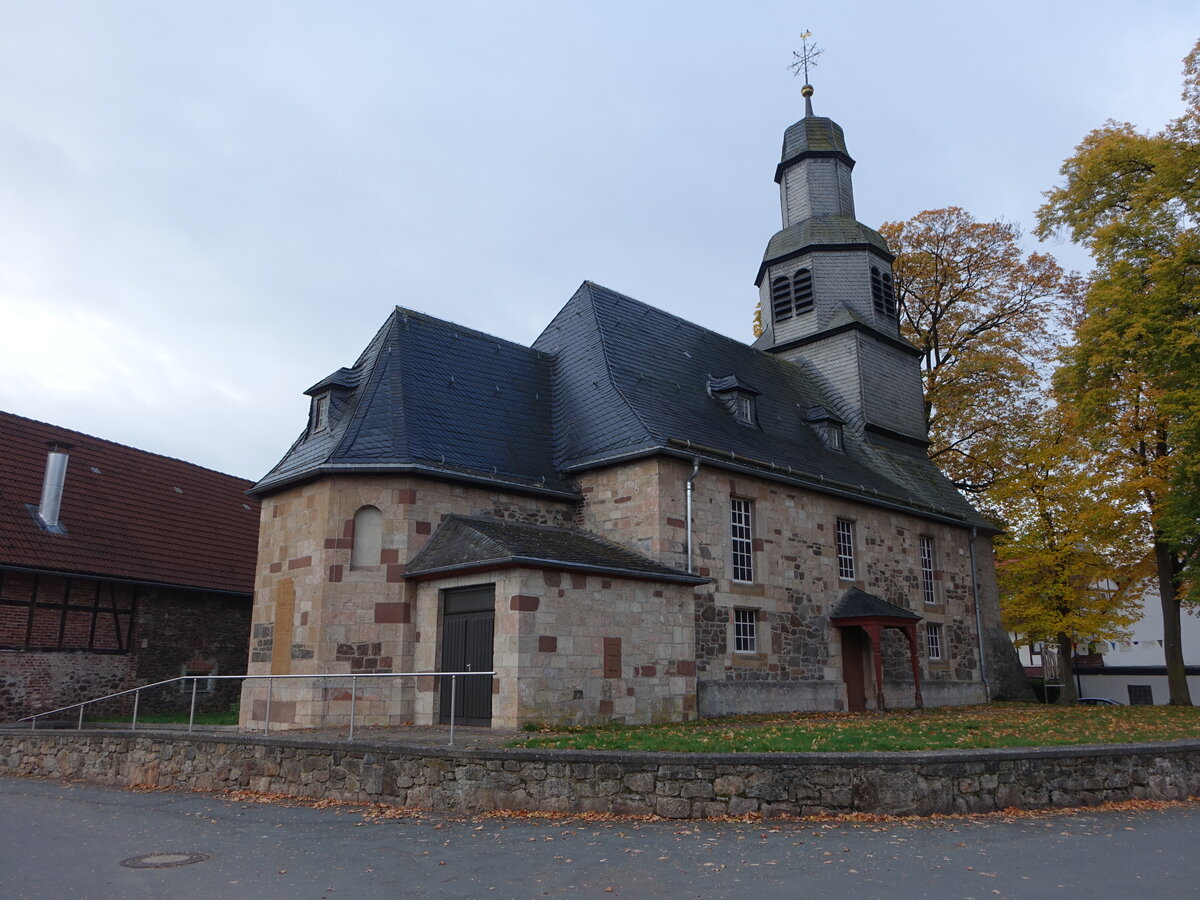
241 87 1023 731
0 411 259 720
1077 590 1200 704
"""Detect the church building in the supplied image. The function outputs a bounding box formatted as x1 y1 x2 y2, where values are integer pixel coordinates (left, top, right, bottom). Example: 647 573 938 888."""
240 84 1014 731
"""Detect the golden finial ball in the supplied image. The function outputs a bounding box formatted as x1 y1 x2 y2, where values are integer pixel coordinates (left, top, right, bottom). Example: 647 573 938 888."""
801 84 814 98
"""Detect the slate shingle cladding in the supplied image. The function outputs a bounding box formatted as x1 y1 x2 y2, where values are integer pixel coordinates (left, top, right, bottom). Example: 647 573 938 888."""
831 586 922 622
405 515 708 584
254 308 573 497
253 281 989 530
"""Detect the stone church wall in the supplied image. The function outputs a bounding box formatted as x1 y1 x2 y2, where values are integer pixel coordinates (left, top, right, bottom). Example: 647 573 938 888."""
680 466 986 715
241 475 578 729
409 567 696 729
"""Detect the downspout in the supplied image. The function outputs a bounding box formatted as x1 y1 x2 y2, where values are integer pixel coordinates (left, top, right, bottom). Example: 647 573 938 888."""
685 458 701 573
969 526 990 697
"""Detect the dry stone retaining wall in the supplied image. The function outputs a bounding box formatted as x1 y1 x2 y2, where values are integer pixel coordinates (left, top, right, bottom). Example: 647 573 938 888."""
2 730 1199 819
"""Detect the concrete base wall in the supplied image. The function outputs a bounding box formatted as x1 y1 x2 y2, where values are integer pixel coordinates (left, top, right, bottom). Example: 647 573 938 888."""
5 730 1199 819
884 680 989 709
698 680 845 717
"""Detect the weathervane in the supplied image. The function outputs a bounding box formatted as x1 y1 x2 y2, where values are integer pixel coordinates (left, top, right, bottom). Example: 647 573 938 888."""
789 31 822 115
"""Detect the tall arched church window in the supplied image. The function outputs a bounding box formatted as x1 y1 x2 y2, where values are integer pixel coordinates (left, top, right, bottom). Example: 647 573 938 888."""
350 505 383 568
871 267 897 318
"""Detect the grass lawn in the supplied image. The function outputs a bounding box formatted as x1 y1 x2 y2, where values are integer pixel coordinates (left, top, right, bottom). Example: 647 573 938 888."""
509 703 1200 753
88 707 239 726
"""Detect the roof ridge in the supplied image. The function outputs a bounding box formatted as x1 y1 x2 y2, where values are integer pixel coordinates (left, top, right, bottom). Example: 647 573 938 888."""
0 410 253 485
584 282 855 418
587 279 774 360
392 306 546 358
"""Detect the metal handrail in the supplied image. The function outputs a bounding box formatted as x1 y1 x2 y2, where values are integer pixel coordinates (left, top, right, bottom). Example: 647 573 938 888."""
15 670 496 746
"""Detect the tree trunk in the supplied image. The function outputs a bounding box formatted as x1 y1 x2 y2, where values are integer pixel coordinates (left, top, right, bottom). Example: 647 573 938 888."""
1055 631 1078 705
1155 538 1192 706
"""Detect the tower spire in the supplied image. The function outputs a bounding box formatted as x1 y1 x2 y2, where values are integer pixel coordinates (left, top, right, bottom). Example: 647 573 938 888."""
789 31 822 117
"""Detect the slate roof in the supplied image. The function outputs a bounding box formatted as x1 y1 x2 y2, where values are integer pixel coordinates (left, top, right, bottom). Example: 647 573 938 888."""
780 116 850 160
756 217 893 286
830 587 922 622
255 281 990 530
405 515 707 584
0 411 259 593
253 309 575 497
534 282 989 528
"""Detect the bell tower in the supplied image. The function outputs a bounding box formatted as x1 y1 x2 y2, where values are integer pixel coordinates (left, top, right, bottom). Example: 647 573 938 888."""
754 39 928 447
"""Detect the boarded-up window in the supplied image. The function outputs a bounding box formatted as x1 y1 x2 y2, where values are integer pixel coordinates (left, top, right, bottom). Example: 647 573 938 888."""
350 506 383 567
603 637 621 679
271 579 295 676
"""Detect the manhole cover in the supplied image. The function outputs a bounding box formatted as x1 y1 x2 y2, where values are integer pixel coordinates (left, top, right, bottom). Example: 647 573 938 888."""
120 852 210 869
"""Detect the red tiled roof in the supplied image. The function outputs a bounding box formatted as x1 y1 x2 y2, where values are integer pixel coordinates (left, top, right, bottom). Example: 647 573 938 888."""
0 411 259 594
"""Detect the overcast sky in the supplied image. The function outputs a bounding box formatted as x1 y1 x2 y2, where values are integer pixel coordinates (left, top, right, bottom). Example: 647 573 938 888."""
2 2 1197 482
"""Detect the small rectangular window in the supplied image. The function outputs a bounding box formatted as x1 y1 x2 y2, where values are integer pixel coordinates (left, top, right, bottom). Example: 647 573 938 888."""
836 519 855 581
734 608 757 653
731 499 753 582
920 536 936 604
180 669 216 693
735 393 755 424
312 393 330 433
927 622 943 660
826 424 843 451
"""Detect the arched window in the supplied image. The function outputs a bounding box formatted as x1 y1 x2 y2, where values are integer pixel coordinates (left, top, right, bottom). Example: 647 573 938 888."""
350 505 383 568
771 276 793 322
772 268 814 322
792 269 814 314
871 267 896 318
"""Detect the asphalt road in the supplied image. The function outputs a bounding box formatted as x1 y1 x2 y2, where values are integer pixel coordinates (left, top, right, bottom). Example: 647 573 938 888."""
2 775 1198 899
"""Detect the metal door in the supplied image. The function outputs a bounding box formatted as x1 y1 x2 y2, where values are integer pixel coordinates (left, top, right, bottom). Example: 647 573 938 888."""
439 586 494 725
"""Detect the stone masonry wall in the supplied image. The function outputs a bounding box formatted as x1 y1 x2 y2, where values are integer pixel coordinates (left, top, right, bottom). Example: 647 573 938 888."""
5 730 1200 819
682 465 985 715
0 653 133 722
243 475 577 729
132 588 251 715
408 568 697 729
504 569 696 727
1 580 249 721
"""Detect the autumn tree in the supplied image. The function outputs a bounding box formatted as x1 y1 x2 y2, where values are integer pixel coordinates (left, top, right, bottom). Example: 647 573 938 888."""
879 208 1075 504
1036 39 1200 704
994 405 1147 703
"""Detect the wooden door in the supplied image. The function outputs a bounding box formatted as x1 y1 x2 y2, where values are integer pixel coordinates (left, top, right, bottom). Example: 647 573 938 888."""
439 586 495 726
841 627 868 712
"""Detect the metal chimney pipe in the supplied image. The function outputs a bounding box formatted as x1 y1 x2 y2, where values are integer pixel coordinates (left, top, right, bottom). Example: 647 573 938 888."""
38 444 72 531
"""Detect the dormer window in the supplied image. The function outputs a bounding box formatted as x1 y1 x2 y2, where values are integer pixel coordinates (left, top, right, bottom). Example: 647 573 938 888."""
709 375 760 428
871 266 896 318
771 267 814 323
802 405 846 451
735 393 755 425
826 422 843 451
311 393 330 433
